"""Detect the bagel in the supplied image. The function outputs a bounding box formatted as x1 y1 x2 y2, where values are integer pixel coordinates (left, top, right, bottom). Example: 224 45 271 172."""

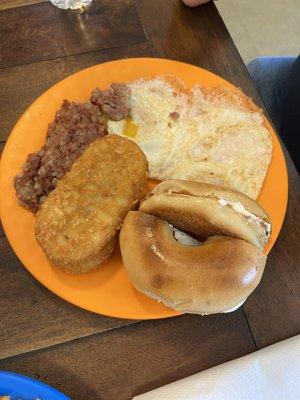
119 211 267 314
140 180 271 250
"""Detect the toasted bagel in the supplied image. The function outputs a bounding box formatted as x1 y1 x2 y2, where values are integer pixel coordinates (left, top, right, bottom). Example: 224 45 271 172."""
140 180 271 250
120 211 266 314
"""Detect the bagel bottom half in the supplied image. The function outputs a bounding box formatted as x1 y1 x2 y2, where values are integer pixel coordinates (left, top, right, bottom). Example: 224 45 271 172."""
119 211 267 315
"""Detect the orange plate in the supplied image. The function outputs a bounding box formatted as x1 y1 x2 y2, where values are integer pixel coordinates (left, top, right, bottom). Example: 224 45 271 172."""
0 58 288 319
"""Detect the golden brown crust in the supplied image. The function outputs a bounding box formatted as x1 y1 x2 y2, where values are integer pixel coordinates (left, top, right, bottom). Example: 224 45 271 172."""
51 236 116 274
35 135 148 274
148 180 270 218
120 211 267 314
200 86 262 116
163 75 191 96
131 75 190 96
140 180 271 250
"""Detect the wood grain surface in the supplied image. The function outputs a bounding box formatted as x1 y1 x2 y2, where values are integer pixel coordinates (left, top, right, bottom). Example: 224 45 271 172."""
0 0 47 11
136 0 259 98
0 0 299 398
0 144 4 237
0 42 151 142
0 0 146 68
243 162 300 348
0 236 137 359
0 312 255 399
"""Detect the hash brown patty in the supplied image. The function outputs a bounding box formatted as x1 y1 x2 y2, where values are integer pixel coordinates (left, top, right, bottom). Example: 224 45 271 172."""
35 134 148 274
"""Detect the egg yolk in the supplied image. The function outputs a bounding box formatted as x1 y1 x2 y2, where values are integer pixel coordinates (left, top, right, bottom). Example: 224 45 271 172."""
123 118 138 138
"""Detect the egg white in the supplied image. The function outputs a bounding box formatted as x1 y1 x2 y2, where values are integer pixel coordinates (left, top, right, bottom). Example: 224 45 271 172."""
107 76 272 199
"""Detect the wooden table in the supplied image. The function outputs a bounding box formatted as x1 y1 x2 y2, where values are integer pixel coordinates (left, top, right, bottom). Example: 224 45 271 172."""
0 1 299 398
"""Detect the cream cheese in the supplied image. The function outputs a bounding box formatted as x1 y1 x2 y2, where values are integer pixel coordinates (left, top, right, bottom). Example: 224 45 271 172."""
217 198 271 240
156 188 271 241
172 226 201 246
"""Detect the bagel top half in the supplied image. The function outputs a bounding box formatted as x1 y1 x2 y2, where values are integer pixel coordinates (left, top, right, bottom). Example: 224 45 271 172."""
120 211 267 315
140 180 271 250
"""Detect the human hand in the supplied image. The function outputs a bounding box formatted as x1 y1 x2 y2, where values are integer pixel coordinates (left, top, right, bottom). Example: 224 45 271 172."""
181 0 211 7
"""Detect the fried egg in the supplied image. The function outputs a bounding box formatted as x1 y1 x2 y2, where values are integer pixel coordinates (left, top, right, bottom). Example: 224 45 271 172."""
107 76 272 199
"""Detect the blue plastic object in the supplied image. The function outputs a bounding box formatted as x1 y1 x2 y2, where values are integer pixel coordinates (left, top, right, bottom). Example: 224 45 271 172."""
0 371 71 400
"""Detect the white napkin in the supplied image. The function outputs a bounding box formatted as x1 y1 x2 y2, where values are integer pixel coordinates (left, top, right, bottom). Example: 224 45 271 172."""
133 335 300 400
